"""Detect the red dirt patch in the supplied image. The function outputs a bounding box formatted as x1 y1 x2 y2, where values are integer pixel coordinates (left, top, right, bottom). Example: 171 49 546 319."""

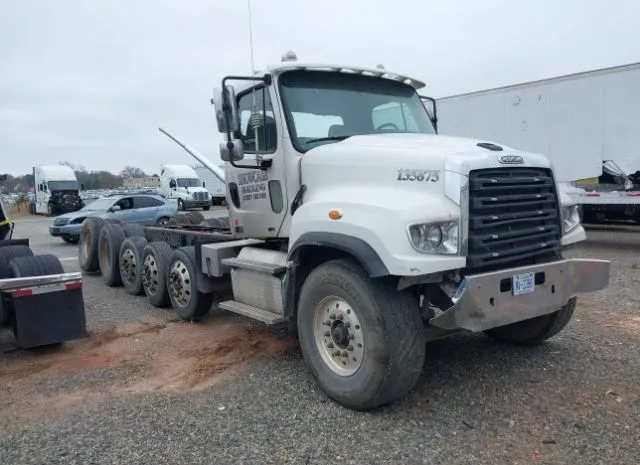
0 315 297 424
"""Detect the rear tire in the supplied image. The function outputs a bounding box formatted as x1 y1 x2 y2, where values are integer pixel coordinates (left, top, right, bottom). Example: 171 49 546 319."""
297 258 426 411
141 241 173 307
10 254 64 277
98 223 126 286
186 211 204 224
167 246 213 321
122 223 145 238
484 297 577 345
78 217 104 272
0 245 34 279
119 237 148 295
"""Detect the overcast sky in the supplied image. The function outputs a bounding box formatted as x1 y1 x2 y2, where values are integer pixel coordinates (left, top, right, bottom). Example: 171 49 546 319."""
1 0 638 176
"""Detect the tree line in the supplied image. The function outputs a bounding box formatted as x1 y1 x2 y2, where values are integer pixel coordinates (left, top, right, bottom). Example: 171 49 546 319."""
0 162 157 194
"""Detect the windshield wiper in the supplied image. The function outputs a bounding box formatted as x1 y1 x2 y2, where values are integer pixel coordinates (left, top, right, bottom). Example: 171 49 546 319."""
305 135 352 144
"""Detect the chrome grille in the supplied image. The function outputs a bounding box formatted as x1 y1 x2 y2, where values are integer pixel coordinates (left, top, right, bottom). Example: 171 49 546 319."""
192 191 209 201
466 167 562 273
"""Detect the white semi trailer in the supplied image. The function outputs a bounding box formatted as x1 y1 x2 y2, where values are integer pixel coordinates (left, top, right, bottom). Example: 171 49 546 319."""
79 55 610 410
436 62 640 223
194 165 227 206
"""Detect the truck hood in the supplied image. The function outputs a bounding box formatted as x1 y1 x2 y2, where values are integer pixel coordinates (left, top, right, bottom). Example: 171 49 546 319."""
305 132 546 171
300 132 553 208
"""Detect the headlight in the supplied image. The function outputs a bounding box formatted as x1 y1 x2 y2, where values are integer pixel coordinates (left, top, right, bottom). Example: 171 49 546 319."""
562 205 581 234
408 220 459 254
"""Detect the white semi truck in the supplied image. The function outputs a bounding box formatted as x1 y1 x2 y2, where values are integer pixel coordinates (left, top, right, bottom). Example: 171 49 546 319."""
79 56 610 410
436 62 640 224
30 165 84 216
158 164 211 211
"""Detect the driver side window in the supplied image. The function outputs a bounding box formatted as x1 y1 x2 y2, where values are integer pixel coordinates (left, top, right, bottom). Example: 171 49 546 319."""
116 198 133 210
372 102 419 132
236 86 277 154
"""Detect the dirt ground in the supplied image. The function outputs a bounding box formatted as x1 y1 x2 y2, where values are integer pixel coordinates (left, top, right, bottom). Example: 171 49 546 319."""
0 314 297 425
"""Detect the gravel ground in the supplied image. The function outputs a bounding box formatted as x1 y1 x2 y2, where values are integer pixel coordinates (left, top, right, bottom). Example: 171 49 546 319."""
0 218 638 465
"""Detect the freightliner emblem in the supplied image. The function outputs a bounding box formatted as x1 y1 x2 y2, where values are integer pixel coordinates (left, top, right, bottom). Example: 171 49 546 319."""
498 155 524 164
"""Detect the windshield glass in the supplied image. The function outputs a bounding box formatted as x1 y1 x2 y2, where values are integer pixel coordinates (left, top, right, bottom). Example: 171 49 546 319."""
81 198 114 211
176 178 201 188
279 70 435 151
48 180 79 191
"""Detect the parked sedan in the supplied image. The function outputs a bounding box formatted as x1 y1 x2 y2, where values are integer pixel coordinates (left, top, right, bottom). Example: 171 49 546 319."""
49 194 177 243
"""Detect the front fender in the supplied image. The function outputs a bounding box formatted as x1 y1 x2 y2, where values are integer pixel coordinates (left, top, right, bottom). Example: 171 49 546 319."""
287 190 466 277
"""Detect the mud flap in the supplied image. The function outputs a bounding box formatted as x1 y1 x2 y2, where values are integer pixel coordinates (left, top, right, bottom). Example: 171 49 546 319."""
6 282 87 349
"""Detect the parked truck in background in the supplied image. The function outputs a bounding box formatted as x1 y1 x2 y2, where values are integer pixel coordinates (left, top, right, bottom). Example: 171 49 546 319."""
194 164 227 206
80 55 610 410
30 165 84 216
158 164 210 211
436 62 640 224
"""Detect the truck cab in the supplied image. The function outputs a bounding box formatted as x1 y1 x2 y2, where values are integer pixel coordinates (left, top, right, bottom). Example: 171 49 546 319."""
202 55 609 409
159 164 210 211
32 165 83 216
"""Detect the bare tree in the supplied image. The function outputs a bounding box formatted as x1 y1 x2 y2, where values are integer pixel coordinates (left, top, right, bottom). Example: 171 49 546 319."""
120 166 147 179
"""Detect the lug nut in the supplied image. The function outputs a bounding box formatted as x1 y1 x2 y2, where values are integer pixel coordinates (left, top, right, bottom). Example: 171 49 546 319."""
327 342 334 348
333 350 341 357
324 320 331 326
324 331 330 337
341 350 348 357
329 314 336 320
344 322 351 328
347 345 354 351
336 314 344 320
349 334 355 340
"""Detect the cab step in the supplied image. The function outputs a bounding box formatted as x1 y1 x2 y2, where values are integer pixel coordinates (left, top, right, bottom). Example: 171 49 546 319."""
221 257 287 277
218 300 286 325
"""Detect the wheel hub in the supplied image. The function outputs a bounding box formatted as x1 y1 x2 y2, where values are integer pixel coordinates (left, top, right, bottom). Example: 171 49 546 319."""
313 296 365 376
169 260 191 307
142 255 158 294
120 248 136 281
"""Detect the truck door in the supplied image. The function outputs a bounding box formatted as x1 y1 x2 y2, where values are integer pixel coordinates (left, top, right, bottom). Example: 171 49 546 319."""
36 182 48 214
225 84 288 239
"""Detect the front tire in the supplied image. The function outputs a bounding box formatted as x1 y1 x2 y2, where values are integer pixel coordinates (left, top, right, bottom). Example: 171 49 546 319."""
297 258 426 411
484 297 577 345
177 199 185 211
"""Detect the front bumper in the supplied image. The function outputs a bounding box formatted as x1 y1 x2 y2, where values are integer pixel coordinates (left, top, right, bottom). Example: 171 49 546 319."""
430 259 610 332
49 224 83 237
182 199 210 209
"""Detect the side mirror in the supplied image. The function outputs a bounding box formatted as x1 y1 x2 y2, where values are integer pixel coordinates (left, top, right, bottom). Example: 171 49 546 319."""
108 205 121 213
80 183 85 191
420 95 438 133
169 180 176 189
202 181 206 188
213 85 240 134
219 139 245 162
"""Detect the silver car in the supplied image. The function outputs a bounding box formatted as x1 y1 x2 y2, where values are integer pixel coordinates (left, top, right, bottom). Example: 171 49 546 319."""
49 194 177 243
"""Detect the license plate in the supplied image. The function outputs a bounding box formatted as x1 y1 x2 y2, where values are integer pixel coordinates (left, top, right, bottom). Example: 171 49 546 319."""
512 272 535 296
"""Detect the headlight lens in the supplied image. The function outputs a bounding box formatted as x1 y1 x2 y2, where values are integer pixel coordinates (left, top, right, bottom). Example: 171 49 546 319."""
408 220 459 254
563 205 581 234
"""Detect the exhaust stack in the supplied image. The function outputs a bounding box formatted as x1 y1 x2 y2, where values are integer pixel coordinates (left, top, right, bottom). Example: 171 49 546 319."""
158 127 226 184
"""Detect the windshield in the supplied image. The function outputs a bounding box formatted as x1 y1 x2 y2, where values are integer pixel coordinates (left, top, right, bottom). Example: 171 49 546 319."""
279 70 436 152
80 198 114 211
176 178 201 188
48 180 79 191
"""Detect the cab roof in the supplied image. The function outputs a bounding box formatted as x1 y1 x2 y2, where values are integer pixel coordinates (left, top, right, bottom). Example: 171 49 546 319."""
231 62 426 93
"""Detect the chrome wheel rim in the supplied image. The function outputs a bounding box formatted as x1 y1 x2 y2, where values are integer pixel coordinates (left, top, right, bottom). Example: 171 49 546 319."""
313 295 365 376
169 260 191 308
119 247 137 283
142 254 159 295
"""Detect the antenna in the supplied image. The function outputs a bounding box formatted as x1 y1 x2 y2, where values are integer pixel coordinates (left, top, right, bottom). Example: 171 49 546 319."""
247 0 260 154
